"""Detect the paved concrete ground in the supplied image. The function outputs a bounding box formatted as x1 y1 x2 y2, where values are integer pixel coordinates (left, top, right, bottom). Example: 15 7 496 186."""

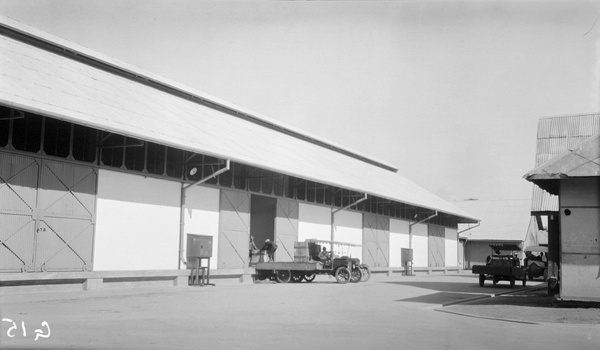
1 273 599 350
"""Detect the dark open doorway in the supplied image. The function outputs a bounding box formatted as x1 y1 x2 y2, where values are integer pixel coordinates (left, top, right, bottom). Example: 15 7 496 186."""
251 195 277 255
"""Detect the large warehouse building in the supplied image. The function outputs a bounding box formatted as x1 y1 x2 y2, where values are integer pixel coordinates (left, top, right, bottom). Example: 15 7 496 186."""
0 16 477 285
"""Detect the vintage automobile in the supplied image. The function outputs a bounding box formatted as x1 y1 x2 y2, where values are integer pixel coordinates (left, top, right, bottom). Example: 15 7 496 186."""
523 245 548 280
472 244 526 288
253 241 370 284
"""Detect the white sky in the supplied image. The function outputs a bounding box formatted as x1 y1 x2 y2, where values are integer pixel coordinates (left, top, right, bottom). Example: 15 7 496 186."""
1 0 598 202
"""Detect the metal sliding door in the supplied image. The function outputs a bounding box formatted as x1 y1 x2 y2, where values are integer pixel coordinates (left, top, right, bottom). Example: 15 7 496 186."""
428 225 445 267
275 198 298 262
35 160 97 271
218 190 250 269
362 213 389 267
0 152 97 272
0 154 39 271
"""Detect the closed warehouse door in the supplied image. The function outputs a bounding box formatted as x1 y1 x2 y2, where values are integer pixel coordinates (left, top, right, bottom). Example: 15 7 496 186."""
363 213 389 267
275 199 299 262
0 154 39 272
218 190 250 269
0 153 97 272
428 225 445 267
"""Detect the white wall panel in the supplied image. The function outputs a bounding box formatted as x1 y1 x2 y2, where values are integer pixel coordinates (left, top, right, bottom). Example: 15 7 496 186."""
458 241 465 270
94 170 180 271
389 219 410 267
184 185 220 268
561 178 600 207
333 210 362 259
411 223 428 267
298 203 331 243
445 228 458 267
561 254 600 302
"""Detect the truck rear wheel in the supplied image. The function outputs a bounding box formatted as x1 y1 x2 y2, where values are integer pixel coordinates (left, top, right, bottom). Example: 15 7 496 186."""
304 273 316 282
276 270 291 283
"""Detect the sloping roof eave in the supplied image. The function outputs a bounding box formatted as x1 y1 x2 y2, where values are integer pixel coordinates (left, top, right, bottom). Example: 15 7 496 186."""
0 15 477 223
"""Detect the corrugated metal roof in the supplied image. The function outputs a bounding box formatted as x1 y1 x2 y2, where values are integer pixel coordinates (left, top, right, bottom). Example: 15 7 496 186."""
525 134 600 190
531 186 558 212
530 114 600 212
0 16 477 223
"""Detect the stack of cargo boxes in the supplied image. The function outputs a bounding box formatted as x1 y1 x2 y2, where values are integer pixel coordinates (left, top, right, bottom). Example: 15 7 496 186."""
294 242 310 262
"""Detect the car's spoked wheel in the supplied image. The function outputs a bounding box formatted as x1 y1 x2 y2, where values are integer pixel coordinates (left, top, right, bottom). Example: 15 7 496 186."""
350 267 362 283
360 267 371 282
335 267 350 284
304 273 316 282
276 270 291 283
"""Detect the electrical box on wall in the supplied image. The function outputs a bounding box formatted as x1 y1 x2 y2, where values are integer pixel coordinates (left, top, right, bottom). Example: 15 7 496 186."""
401 248 413 263
186 234 213 259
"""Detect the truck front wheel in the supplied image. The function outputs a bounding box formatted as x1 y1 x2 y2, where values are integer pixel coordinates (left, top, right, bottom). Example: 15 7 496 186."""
335 267 350 284
350 267 362 283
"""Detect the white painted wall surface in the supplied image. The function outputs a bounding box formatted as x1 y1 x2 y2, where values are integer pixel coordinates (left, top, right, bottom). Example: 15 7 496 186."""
298 203 331 243
411 223 428 267
458 241 465 270
559 178 600 302
94 170 180 271
333 210 363 259
445 228 458 267
561 178 600 207
183 185 220 269
561 254 600 302
389 219 409 267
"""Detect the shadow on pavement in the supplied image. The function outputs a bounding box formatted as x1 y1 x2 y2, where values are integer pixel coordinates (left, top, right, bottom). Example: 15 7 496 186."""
468 290 555 308
396 292 482 305
381 280 523 293
444 289 600 324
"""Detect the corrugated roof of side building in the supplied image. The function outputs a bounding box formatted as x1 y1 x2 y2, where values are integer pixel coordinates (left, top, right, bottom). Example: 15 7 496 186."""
525 134 600 194
530 113 600 213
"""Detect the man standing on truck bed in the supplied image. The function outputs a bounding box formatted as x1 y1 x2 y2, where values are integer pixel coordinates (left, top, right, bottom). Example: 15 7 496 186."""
260 239 277 262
